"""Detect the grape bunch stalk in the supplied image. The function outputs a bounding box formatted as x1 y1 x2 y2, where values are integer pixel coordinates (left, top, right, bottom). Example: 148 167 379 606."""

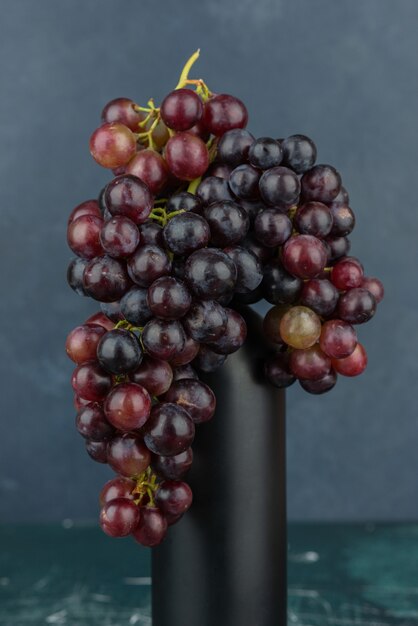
66 50 384 547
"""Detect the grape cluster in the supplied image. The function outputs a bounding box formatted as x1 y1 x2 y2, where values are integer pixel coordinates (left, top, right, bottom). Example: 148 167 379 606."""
66 51 383 546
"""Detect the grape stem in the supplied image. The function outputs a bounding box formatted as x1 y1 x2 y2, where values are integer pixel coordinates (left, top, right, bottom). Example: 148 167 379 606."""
133 467 159 507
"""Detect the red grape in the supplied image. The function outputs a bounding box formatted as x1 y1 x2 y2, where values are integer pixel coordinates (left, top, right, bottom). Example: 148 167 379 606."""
100 216 140 258
319 319 357 359
163 379 216 423
332 343 368 377
104 382 151 431
165 132 209 181
66 324 106 364
101 98 143 131
132 507 167 547
362 277 384 303
203 94 248 136
331 257 364 290
282 235 328 279
107 434 151 477
90 123 136 169
105 175 153 225
76 403 114 441
147 276 192 320
100 498 140 537
67 214 104 259
71 361 112 402
152 448 193 481
100 477 136 506
143 403 195 456
83 255 131 302
68 199 101 225
155 480 193 516
125 149 169 194
131 356 173 396
161 88 203 131
289 345 331 380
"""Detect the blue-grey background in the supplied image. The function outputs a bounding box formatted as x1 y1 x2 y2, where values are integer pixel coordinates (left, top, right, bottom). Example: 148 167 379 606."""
0 0 415 522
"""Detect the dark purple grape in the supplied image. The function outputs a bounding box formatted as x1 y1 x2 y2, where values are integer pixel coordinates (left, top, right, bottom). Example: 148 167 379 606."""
155 481 193 516
86 440 108 463
281 135 317 174
300 278 339 317
172 365 199 381
294 202 333 238
248 137 283 170
163 379 216 423
229 164 260 200
259 166 300 206
107 434 151 477
185 249 237 299
326 236 351 263
83 255 131 302
217 128 254 166
163 212 210 255
130 356 173 396
97 328 143 374
206 162 232 180
166 191 203 214
264 353 296 388
196 176 233 204
71 361 112 402
147 277 192 320
169 335 200 367
144 403 195 456
160 88 203 131
101 97 143 131
142 319 186 360
139 221 163 246
67 257 89 296
223 246 263 293
254 209 292 247
76 403 114 441
100 301 124 323
299 370 337 394
193 345 227 372
152 448 193 481
120 286 153 326
203 200 249 246
203 94 248 136
100 216 140 258
105 175 153 224
133 507 167 547
239 199 266 223
68 199 101 224
127 244 172 287
282 235 328 279
301 164 341 203
337 288 376 324
328 203 355 237
262 260 302 305
207 308 247 355
183 300 227 343
329 185 349 206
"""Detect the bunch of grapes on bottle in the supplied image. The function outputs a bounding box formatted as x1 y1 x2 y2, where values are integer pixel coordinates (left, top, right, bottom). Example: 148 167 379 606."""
66 51 384 547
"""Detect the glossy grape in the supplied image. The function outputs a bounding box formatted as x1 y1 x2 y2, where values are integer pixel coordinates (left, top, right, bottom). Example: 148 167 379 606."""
294 202 333 238
264 353 295 388
300 278 339 317
67 214 104 259
161 89 203 131
249 137 283 170
217 128 254 166
207 308 247 355
76 403 114 441
100 498 140 537
289 345 331 380
68 199 101 225
155 481 193 517
84 255 131 302
329 203 355 237
337 288 376 324
132 507 167 547
203 94 248 135
203 200 249 246
100 216 139 258
67 257 89 296
100 301 124 323
152 448 193 481
319 319 357 359
101 98 143 131
147 276 192 320
254 209 292 247
259 166 300 206
165 132 209 181
362 277 384 303
229 164 260 200
301 164 341 202
66 324 106 364
332 343 367 376
139 221 163 246
197 176 233 204
86 440 108 464
100 477 136 506
282 235 328 279
127 244 172 287
120 286 153 326
131 356 173 396
183 300 227 343
142 319 186 360
105 175 153 224
97 328 143 374
326 236 351 263
169 335 200 367
331 257 364 290
262 260 302 305
163 379 216 423
125 149 169 194
144 403 195 456
71 361 112 402
279 306 321 349
223 246 263 293
90 122 137 169
185 249 237 299
163 213 210 255
104 382 151 431
107 434 151 477
281 134 317 173
85 311 115 331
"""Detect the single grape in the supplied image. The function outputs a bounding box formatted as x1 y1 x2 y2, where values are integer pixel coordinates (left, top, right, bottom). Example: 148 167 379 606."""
100 498 140 537
71 361 112 402
152 448 193 481
90 122 137 169
147 276 192 320
300 370 337 394
127 244 172 287
282 234 328 279
100 477 136 506
163 379 216 423
165 132 209 181
279 306 322 349
207 308 247 355
331 257 364 290
104 382 151 431
155 481 193 517
262 260 302 305
332 343 367 376
86 440 108 463
107 434 151 477
326 236 351 263
131 356 173 396
167 191 203 215
203 94 248 135
120 286 153 326
139 221 163 246
66 324 106 364
67 214 104 259
83 255 131 302
290 345 331 380
105 175 153 225
97 328 143 374
76 403 115 441
301 164 341 202
184 249 237 299
262 305 289 346
172 364 198 381
254 209 292 247
264 353 296 388
183 300 227 343
223 246 263 293
362 277 384 303
319 319 357 359
281 135 317 173
143 403 195 456
193 345 227 372
300 278 339 317
217 129 254 166
163 213 210 256
328 203 355 237
259 166 301 206
100 216 139 258
125 149 169 194
337 288 376 324
197 176 233 204
67 257 89 296
161 88 203 131
85 311 115 331
100 301 124 323
229 164 260 200
142 319 186 360
248 137 283 170
132 507 168 547
68 199 101 225
169 335 200 367
101 98 143 131
294 202 333 238
203 200 249 246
